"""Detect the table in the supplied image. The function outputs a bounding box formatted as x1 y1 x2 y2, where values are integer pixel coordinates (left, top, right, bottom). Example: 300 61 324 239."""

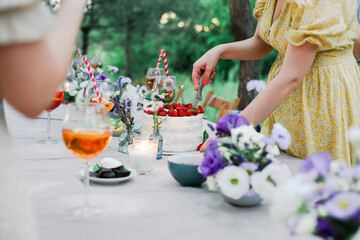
5 102 317 240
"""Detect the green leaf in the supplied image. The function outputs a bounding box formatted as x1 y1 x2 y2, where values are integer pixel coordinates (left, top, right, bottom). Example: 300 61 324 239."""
188 109 198 112
203 130 209 143
92 164 101 173
297 202 309 213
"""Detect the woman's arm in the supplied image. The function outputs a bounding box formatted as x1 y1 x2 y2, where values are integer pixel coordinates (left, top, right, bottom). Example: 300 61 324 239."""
354 24 360 59
0 0 86 118
240 42 318 126
192 17 273 89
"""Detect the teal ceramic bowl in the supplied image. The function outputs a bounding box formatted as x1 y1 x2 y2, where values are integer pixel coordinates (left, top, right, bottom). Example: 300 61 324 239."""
167 155 206 187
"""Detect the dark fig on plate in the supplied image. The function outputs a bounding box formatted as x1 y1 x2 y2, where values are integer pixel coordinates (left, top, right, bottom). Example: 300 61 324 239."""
113 167 131 178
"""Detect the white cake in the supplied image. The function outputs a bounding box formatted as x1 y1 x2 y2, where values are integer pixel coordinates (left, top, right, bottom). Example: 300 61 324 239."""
141 113 204 152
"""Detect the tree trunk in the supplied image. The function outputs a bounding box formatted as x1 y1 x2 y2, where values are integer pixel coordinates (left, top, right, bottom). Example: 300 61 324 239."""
124 10 133 78
81 26 90 54
229 0 260 110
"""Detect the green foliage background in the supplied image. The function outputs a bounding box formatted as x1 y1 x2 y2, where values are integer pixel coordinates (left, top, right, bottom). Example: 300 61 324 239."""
46 0 277 121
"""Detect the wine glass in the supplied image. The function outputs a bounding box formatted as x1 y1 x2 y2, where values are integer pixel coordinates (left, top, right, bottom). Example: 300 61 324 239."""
62 103 111 217
146 68 166 90
153 75 178 104
84 80 115 111
38 87 64 144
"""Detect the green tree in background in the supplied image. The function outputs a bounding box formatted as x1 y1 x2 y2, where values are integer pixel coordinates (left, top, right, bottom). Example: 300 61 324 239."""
44 0 277 110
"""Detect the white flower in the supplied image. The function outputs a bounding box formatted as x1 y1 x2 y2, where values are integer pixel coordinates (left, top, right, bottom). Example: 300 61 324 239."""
180 85 184 90
291 212 317 235
155 101 164 111
79 80 89 89
68 82 80 96
251 163 291 200
139 86 148 98
348 126 360 143
246 80 267 92
270 176 317 220
216 166 249 200
206 175 218 192
163 77 175 91
75 89 85 103
352 229 360 240
151 91 160 101
144 100 156 111
218 146 232 162
231 125 261 149
266 144 280 156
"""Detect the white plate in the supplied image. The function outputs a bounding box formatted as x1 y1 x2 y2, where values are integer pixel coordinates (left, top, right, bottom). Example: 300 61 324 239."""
80 167 136 184
163 151 203 156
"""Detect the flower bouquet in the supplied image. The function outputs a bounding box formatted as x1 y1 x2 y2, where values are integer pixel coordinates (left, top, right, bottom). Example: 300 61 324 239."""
199 113 292 206
65 56 105 103
270 153 360 240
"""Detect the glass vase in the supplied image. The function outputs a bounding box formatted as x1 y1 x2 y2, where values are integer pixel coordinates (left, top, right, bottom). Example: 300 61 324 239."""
150 126 163 160
118 127 136 154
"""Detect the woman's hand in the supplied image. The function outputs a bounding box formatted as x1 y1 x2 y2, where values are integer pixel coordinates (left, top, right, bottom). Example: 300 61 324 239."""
192 47 221 90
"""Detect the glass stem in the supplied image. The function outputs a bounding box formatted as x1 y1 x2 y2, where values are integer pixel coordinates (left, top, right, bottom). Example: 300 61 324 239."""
83 161 90 213
47 112 52 141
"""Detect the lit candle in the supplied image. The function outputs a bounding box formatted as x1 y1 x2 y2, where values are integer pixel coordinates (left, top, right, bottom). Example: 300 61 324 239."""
128 138 158 174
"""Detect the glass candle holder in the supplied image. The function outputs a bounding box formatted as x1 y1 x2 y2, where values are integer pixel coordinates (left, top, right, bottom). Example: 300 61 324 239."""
128 137 158 174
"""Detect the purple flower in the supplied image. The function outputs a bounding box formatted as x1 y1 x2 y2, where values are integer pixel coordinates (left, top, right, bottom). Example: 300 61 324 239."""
246 80 267 92
108 65 118 73
239 162 259 172
200 139 226 178
216 114 248 136
95 73 108 80
207 123 215 132
299 152 332 178
270 123 291 150
325 192 360 220
121 77 132 84
315 218 340 239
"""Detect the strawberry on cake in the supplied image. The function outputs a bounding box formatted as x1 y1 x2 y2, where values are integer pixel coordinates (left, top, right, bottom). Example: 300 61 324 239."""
141 103 205 153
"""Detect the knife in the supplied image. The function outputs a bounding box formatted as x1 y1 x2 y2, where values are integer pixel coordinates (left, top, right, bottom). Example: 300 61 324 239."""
192 73 205 107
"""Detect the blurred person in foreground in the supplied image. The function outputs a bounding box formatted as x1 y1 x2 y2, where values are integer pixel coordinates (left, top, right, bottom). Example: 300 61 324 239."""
0 0 86 239
193 0 360 164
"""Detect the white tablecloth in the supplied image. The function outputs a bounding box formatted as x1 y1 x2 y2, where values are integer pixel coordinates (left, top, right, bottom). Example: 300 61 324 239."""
4 102 317 240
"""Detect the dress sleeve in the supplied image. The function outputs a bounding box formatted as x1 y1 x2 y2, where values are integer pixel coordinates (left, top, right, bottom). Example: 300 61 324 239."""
253 0 267 19
0 0 54 45
287 0 347 50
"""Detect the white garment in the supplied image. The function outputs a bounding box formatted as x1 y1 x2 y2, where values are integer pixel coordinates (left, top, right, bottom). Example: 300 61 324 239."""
0 0 53 239
0 0 53 44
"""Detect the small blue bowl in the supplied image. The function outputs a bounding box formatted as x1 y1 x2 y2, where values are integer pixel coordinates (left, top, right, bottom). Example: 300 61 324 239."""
167 155 206 187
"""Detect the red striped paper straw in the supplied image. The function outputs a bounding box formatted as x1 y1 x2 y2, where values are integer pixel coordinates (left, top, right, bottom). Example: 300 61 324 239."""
154 49 163 77
83 56 102 103
77 48 83 58
162 49 169 77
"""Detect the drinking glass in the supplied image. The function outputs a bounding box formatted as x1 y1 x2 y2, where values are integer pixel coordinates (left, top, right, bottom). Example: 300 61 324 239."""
84 80 115 111
62 103 111 217
146 68 166 90
153 75 178 104
38 87 64 144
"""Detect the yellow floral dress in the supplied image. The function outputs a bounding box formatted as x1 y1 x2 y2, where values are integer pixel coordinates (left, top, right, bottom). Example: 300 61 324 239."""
254 0 360 164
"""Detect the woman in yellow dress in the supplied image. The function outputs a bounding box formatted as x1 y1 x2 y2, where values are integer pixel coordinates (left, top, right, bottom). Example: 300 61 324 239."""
193 0 360 164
